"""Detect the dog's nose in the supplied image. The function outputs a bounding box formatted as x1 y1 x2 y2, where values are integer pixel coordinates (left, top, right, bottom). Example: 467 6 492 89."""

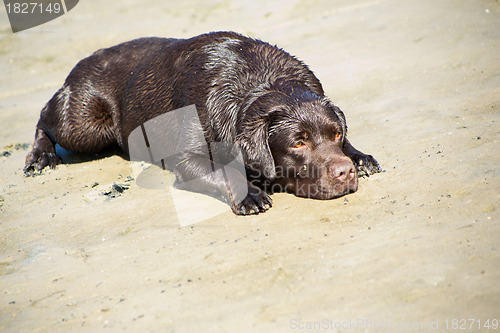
331 160 356 182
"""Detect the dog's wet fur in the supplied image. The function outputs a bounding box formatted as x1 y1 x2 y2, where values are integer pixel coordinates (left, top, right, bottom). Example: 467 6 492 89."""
24 31 381 215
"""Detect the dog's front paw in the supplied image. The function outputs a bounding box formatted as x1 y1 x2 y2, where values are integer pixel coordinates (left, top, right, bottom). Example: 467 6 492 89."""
350 153 382 178
231 183 272 215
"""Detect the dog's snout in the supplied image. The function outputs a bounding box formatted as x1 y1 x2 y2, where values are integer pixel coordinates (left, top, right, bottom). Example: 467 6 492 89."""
331 160 356 182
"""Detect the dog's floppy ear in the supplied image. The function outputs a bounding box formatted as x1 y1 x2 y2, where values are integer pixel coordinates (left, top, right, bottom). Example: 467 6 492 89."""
322 98 347 139
236 104 277 181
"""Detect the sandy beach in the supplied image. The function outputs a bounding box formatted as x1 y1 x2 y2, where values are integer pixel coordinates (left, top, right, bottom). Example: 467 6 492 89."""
1 0 499 331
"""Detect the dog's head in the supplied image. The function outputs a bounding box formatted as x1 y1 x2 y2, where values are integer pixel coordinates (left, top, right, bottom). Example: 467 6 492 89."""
238 90 358 199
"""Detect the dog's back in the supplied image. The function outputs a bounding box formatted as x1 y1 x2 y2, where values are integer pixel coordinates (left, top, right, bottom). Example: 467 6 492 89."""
119 32 325 145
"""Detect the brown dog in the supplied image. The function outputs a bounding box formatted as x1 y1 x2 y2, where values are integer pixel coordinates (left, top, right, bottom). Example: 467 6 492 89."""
24 31 381 215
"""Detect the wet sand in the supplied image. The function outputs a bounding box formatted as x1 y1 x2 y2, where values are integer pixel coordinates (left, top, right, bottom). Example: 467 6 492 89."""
1 0 499 331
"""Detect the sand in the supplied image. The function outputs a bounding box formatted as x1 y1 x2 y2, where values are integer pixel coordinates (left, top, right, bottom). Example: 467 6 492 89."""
1 0 499 332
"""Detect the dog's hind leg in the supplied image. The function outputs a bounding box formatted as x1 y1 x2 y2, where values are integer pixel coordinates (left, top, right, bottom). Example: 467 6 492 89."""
24 83 117 173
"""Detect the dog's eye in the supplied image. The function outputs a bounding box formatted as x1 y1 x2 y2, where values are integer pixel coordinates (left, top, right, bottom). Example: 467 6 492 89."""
293 141 306 149
334 133 341 140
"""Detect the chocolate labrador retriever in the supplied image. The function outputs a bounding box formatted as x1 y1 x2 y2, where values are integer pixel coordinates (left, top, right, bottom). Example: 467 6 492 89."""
24 31 381 215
